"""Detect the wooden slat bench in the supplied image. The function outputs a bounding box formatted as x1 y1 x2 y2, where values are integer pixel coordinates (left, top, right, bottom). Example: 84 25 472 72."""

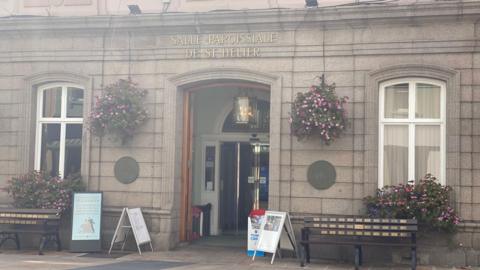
0 208 62 255
300 216 418 269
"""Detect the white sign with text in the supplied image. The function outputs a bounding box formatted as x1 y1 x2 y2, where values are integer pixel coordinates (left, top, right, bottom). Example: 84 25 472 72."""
108 208 153 255
127 208 151 245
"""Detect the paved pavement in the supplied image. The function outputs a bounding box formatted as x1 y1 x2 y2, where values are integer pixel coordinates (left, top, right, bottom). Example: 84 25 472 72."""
0 245 475 270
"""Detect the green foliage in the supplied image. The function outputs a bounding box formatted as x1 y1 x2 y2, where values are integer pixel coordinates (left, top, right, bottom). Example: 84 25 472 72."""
290 81 348 144
89 79 148 144
3 171 85 212
364 174 460 233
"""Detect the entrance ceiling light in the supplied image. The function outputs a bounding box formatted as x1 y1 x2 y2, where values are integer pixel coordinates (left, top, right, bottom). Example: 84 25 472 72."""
234 96 257 125
253 143 262 154
162 0 171 12
128 4 142 14
305 0 318 8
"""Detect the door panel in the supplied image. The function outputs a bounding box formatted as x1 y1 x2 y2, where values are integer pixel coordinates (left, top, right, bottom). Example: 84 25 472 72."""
219 142 269 233
238 143 253 230
180 92 193 241
220 143 237 232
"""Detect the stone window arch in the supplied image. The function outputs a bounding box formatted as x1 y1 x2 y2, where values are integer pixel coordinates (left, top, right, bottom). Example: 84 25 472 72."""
364 64 459 192
22 71 91 178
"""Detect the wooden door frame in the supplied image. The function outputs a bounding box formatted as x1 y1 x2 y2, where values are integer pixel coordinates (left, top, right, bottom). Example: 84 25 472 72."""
178 81 271 242
179 91 193 242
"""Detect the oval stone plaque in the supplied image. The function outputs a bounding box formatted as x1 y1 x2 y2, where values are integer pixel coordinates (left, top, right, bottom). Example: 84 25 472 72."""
114 156 139 184
307 160 336 190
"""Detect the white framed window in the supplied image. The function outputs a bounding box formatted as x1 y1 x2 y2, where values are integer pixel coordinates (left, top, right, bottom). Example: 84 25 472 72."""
379 78 446 187
34 83 84 178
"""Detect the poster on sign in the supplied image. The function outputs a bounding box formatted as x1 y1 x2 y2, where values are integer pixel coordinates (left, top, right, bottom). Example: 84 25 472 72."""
127 208 151 245
256 211 286 253
247 209 265 257
70 192 103 252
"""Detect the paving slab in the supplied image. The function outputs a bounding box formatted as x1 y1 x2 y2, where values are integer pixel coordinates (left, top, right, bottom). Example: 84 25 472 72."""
0 245 470 270
70 260 191 270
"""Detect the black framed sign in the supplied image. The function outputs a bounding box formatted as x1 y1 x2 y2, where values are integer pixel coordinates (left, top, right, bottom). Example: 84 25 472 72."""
204 145 216 191
70 192 103 252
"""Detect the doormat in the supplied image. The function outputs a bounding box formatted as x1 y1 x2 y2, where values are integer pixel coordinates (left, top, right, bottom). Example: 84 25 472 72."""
72 260 191 270
78 251 131 259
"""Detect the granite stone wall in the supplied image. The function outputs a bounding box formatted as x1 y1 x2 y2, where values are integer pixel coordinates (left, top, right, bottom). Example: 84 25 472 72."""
0 2 479 264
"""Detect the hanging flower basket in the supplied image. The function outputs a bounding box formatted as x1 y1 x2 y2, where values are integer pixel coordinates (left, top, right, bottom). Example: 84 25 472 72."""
290 79 348 144
89 79 149 144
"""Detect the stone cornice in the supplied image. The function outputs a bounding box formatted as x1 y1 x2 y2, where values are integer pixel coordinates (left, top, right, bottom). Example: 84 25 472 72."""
1 2 480 33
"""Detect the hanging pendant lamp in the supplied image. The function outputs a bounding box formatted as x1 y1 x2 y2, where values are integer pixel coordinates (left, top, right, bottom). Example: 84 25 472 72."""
234 96 257 125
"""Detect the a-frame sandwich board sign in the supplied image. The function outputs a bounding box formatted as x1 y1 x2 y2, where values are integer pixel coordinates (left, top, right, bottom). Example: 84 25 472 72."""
108 207 153 255
252 211 298 264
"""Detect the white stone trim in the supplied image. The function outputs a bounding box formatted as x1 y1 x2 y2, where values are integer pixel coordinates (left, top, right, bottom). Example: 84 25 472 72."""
34 83 84 178
2 2 480 33
378 78 446 187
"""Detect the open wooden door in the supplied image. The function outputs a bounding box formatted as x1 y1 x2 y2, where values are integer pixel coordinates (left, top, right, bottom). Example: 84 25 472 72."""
179 91 193 241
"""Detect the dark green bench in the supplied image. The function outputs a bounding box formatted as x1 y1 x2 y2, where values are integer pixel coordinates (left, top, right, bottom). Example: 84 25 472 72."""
300 216 418 269
0 208 62 255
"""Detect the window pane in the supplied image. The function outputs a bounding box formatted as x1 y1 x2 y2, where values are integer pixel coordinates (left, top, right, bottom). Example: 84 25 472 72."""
415 125 440 181
40 123 61 177
416 83 441 119
384 125 409 186
384 83 409 119
42 87 62 118
67 87 84 118
64 124 83 178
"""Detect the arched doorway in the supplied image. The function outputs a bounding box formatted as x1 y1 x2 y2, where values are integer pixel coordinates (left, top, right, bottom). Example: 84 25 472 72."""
164 68 281 243
185 81 270 240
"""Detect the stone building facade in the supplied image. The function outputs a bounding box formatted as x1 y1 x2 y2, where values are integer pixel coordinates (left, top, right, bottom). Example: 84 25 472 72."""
0 1 480 266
